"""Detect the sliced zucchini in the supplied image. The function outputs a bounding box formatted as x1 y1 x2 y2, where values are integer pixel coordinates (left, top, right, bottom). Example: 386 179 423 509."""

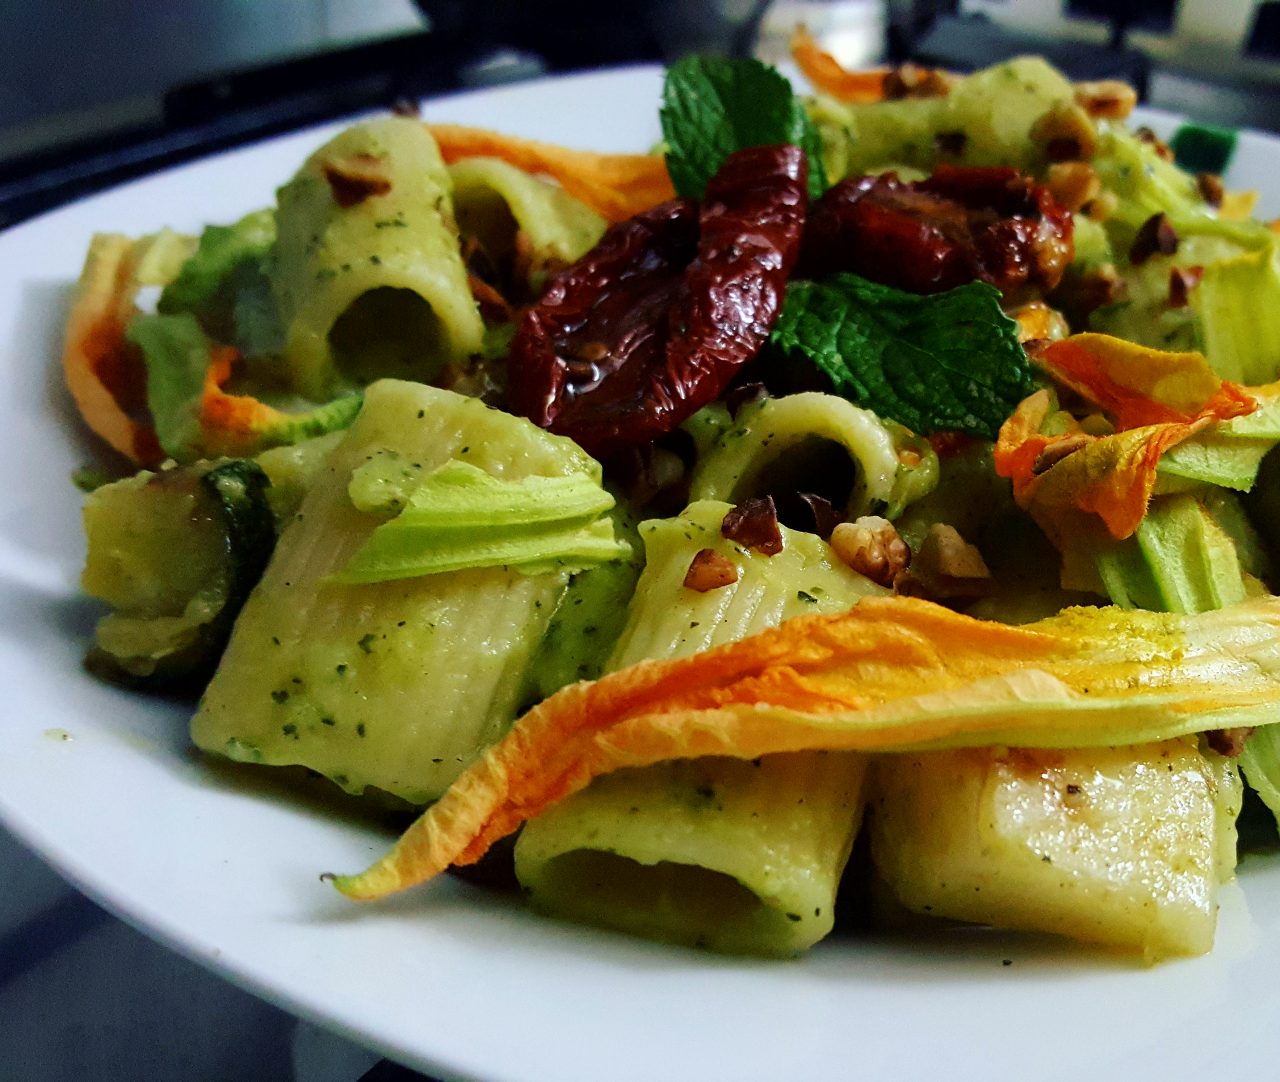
82 459 274 685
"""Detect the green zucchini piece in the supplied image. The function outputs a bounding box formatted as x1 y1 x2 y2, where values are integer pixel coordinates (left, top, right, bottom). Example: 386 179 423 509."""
1092 492 1249 613
524 506 644 701
81 459 274 686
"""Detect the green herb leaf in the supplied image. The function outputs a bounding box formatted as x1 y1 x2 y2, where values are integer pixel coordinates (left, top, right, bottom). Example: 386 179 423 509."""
660 55 828 201
769 274 1034 439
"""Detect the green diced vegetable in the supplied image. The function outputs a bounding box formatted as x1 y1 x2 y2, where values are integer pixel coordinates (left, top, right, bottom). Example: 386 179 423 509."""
81 459 275 685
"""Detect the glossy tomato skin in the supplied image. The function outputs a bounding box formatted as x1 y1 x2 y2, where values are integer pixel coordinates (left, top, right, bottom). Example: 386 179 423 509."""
508 144 808 456
799 164 1074 297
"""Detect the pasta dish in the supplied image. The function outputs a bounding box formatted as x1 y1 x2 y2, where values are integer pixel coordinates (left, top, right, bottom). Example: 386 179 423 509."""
61 42 1280 963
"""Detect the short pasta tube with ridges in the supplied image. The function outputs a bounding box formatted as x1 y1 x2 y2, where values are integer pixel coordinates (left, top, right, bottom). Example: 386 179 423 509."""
513 500 883 954
191 380 603 804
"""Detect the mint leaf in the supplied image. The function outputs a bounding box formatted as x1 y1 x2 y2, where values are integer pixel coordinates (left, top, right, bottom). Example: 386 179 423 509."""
769 274 1034 439
660 55 828 201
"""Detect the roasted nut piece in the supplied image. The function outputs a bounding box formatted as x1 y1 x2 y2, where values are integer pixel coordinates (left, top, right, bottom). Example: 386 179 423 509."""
1009 300 1071 344
721 496 784 556
1196 172 1225 208
683 548 739 592
1030 103 1098 162
1073 80 1137 120
1204 727 1254 758
1168 265 1205 308
830 516 910 587
1032 434 1093 475
1135 126 1175 162
322 153 393 207
909 523 994 599
883 64 953 100
1130 212 1179 265
1046 161 1101 213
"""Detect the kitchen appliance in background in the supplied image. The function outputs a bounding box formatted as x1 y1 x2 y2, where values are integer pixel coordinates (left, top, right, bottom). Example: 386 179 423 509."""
889 0 1280 129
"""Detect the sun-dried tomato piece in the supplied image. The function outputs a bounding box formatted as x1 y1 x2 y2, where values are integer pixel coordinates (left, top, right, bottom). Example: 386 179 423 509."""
508 144 807 455
798 165 1074 297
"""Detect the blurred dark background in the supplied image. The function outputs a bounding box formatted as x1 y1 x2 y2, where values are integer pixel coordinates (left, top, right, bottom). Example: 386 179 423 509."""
3 0 1280 227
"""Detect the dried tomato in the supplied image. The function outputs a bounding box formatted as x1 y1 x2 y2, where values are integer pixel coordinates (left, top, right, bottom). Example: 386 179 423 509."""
507 144 807 455
798 165 1074 297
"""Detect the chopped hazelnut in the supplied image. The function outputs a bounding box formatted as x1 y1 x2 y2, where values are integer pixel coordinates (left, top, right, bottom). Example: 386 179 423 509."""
684 548 738 592
1196 172 1225 208
721 497 784 556
1205 727 1254 758
1129 212 1179 265
322 153 392 207
830 516 910 588
909 524 994 599
1135 126 1174 162
1168 265 1204 308
1032 434 1093 475
1009 300 1070 344
1046 161 1101 213
1031 103 1098 162
1073 80 1137 120
883 64 952 100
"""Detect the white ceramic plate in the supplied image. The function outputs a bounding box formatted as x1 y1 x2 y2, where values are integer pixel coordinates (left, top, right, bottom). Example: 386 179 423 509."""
3 65 1280 1082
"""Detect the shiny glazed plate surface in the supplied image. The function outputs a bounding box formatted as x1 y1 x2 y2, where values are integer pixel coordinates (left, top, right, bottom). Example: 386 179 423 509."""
1 65 1279 1082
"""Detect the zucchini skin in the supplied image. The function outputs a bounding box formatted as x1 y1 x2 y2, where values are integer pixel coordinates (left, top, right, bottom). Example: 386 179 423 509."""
201 460 276 622
83 458 277 689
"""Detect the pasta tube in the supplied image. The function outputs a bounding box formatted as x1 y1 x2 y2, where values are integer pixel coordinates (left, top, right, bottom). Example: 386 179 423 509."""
867 740 1242 959
688 393 937 521
513 501 882 954
272 118 484 400
190 380 603 804
448 157 606 293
